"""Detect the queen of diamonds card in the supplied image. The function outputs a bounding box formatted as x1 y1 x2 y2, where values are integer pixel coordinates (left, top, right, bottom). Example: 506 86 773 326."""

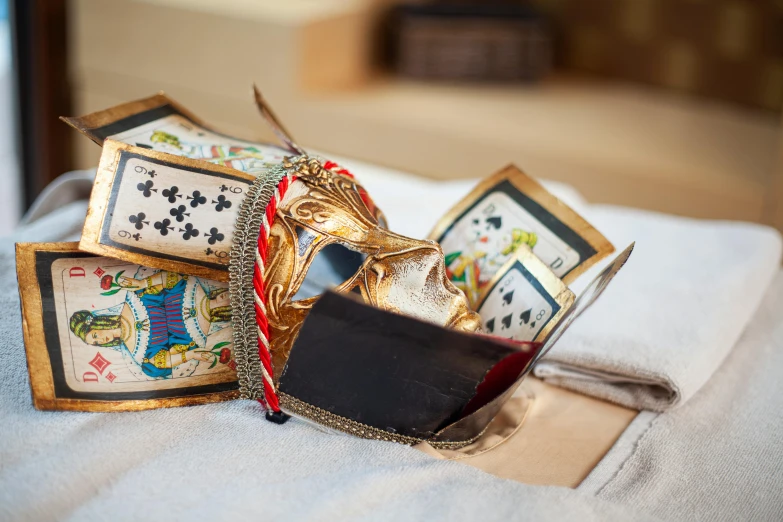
17 243 238 411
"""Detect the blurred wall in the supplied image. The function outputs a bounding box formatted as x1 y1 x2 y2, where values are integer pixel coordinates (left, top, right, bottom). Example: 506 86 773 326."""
532 0 782 111
64 0 782 231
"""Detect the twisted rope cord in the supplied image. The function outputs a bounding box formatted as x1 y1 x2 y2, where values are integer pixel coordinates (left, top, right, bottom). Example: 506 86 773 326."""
252 171 295 412
229 164 288 406
247 159 354 415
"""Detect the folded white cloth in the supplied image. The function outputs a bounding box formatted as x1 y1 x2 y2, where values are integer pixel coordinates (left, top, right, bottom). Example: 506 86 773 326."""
343 159 783 412
533 205 782 411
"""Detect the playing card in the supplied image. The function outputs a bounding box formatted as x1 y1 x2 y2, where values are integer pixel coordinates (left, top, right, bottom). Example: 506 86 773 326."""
16 242 239 411
80 140 256 281
431 165 614 306
476 246 574 343
62 93 292 174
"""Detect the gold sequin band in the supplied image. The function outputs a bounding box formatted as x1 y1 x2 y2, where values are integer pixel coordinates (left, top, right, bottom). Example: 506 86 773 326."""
144 349 170 369
171 343 190 355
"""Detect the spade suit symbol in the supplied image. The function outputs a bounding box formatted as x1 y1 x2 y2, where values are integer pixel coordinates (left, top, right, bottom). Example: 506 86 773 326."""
502 290 514 306
520 308 531 325
485 318 495 333
501 313 512 330
486 216 502 230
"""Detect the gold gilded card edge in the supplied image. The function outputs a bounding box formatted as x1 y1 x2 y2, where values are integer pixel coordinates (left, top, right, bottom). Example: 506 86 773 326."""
79 141 120 263
16 242 76 409
33 390 241 413
546 288 576 343
60 92 218 146
79 139 257 282
78 242 231 283
93 139 256 183
428 164 615 286
61 93 173 146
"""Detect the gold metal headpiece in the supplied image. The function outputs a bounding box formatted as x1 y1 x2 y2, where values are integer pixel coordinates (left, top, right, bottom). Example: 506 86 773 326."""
282 155 335 188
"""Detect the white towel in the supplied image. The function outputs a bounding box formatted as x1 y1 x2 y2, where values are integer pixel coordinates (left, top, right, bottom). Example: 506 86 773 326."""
3 168 782 520
580 272 783 521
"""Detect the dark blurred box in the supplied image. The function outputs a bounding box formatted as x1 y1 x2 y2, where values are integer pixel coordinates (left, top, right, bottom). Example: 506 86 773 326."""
541 0 782 112
391 3 552 82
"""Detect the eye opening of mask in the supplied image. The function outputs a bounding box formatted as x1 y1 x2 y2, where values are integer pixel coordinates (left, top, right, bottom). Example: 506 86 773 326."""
293 241 368 301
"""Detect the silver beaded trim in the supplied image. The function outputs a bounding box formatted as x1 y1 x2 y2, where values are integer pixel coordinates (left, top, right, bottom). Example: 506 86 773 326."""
229 163 289 400
279 393 486 449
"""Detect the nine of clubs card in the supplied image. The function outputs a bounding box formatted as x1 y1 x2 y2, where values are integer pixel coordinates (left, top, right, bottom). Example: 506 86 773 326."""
16 243 238 411
81 140 256 280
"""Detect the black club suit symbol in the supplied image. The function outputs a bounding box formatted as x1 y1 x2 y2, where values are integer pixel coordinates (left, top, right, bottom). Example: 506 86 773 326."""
170 205 190 222
154 218 174 236
128 212 149 230
187 190 207 208
162 186 181 203
180 223 199 240
213 195 232 212
136 180 157 197
206 227 225 245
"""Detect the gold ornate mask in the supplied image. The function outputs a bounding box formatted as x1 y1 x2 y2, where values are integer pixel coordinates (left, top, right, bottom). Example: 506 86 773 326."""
263 157 481 374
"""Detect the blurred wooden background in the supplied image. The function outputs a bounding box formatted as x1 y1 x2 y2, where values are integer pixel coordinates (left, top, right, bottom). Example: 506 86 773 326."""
60 0 783 231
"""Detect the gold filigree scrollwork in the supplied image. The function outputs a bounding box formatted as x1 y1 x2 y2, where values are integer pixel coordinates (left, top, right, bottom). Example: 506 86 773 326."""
263 157 481 376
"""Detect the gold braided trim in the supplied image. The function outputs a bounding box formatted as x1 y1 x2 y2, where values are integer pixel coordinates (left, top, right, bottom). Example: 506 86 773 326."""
165 272 180 290
278 392 486 450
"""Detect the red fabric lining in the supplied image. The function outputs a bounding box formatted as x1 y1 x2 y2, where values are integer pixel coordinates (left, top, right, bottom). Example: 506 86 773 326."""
461 342 541 418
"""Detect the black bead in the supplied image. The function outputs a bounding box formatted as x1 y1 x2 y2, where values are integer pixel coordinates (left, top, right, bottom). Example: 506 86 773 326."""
265 410 291 425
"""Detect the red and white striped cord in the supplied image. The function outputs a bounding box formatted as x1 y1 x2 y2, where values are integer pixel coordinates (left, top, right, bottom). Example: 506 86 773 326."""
253 160 353 414
323 160 354 179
